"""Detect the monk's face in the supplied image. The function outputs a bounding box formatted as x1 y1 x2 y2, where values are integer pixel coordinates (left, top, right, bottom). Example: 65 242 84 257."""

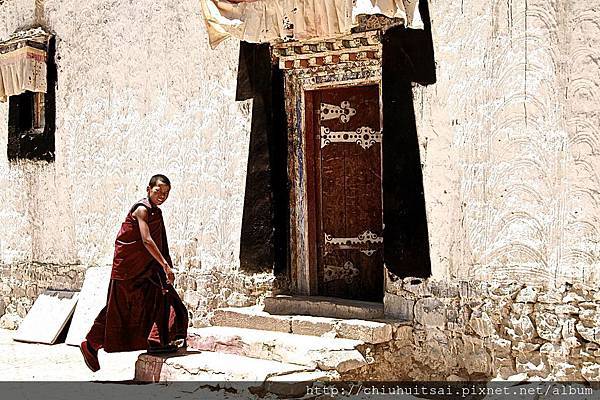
147 181 170 206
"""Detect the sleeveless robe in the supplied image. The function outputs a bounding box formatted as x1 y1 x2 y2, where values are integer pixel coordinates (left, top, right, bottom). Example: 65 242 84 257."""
86 198 188 352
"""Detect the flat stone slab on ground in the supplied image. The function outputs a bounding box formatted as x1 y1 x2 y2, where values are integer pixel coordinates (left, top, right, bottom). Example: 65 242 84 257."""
65 266 111 346
14 290 79 345
264 295 384 320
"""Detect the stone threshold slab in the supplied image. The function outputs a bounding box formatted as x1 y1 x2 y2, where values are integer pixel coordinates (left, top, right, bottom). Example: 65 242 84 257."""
264 295 384 320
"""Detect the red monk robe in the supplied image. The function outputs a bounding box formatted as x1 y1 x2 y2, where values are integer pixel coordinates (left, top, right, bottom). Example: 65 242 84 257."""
85 198 188 354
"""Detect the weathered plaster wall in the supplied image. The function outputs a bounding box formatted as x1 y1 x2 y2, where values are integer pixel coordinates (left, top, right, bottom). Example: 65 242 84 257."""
0 0 269 327
1 0 600 329
418 0 600 285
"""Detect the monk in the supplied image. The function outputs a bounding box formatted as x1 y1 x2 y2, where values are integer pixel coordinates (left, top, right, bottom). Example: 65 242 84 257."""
80 174 188 372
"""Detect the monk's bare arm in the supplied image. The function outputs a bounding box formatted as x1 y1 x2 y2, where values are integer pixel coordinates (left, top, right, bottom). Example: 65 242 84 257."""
133 206 175 283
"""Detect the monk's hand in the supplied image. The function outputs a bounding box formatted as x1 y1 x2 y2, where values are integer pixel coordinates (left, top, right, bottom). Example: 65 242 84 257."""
164 265 175 285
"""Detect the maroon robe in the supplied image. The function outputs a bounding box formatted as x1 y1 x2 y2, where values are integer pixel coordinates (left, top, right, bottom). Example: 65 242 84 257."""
86 198 188 353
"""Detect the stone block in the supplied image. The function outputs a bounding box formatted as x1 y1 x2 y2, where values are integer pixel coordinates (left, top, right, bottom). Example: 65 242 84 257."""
534 302 555 312
538 289 562 303
582 363 600 382
512 341 540 353
336 319 393 344
264 296 384 320
569 284 594 302
562 318 577 340
210 307 292 333
490 281 522 299
427 280 460 298
535 312 562 342
6 303 16 314
515 286 539 303
469 311 496 337
393 325 413 343
563 293 586 303
462 335 491 375
384 292 414 321
12 287 25 298
506 315 536 341
492 356 517 379
315 350 367 373
183 291 201 309
511 303 534 315
25 285 38 299
0 283 11 296
291 315 337 337
516 354 548 378
486 335 511 354
16 303 28 318
0 313 21 329
459 280 485 299
562 336 581 350
579 309 600 324
552 362 581 381
226 292 254 307
414 298 446 328
384 271 404 295
576 322 600 344
540 342 570 371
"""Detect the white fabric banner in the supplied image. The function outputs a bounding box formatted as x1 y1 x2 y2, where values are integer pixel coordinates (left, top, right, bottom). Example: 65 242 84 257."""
201 0 423 48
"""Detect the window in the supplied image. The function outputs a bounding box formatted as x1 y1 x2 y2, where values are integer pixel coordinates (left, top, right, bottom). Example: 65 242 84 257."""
6 36 56 161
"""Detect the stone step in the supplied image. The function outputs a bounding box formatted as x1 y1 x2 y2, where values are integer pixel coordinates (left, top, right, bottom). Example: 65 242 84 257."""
186 326 367 373
135 350 341 397
211 306 396 344
264 295 384 320
135 350 312 383
211 305 292 333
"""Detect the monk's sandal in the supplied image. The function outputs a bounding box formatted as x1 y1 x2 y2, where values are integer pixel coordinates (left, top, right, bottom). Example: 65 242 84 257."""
80 341 100 372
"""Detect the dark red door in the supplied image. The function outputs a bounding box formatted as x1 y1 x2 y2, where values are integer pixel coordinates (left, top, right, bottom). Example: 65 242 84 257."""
306 85 383 302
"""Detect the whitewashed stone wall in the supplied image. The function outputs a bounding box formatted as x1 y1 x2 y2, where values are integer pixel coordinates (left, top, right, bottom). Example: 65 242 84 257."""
0 0 268 327
418 0 600 285
380 276 600 381
1 0 600 330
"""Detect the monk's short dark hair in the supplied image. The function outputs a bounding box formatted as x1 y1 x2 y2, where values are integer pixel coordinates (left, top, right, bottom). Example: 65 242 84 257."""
149 174 171 187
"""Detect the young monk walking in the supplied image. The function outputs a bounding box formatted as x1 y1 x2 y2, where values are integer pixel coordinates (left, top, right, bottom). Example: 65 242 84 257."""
80 174 188 372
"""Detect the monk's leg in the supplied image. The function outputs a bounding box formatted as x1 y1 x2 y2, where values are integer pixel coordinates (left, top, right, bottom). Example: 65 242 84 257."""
85 306 107 352
147 289 169 348
167 288 189 342
147 285 187 349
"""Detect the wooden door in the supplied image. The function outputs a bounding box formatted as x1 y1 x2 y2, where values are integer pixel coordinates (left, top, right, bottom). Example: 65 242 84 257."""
306 85 384 302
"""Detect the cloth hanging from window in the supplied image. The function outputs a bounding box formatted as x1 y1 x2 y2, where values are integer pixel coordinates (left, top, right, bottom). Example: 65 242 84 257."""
201 0 423 48
0 28 50 102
